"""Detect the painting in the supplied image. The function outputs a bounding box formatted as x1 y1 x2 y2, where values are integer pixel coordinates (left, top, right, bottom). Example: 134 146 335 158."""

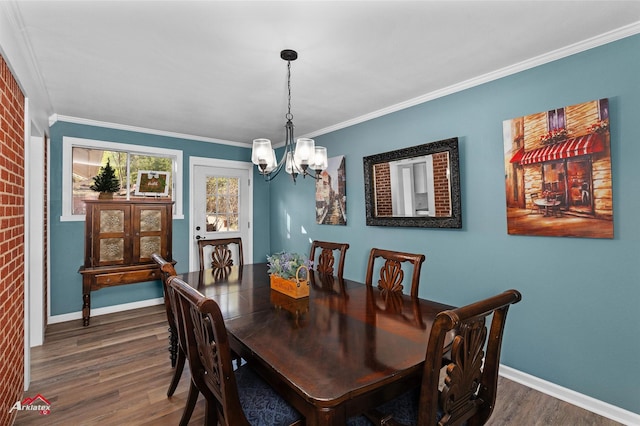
135 170 170 197
503 98 613 238
315 156 346 225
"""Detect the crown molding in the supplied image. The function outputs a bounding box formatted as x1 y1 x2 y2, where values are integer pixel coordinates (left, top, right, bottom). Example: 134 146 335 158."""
307 21 640 140
0 1 54 136
49 114 249 148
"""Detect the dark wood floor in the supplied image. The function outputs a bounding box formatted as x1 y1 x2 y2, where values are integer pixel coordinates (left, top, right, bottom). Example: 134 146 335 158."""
15 305 621 425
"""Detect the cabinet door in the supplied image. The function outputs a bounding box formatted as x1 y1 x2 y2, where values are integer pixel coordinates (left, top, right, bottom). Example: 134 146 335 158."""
132 204 170 264
91 203 132 267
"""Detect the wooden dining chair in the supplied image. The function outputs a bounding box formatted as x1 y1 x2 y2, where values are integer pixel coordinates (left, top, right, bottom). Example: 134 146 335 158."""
197 237 244 270
350 289 522 426
530 192 543 215
168 275 303 426
151 254 192 417
309 240 350 278
365 248 426 298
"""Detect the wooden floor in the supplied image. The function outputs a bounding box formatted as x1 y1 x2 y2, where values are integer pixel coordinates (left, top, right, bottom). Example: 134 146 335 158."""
15 305 621 426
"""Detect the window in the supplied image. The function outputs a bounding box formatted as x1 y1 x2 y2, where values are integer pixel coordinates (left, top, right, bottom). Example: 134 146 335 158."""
62 137 183 221
205 177 240 232
547 107 565 131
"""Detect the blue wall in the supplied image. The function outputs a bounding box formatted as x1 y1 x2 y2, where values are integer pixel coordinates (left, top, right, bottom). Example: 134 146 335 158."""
49 122 271 316
268 35 640 413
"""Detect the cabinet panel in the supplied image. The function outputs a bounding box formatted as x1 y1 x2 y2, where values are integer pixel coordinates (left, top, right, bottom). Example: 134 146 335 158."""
90 203 132 267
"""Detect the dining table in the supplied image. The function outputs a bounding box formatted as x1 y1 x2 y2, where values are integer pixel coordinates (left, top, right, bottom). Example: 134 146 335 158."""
176 263 454 426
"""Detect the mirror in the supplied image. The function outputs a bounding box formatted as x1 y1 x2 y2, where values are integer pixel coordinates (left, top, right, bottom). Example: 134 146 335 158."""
363 137 462 228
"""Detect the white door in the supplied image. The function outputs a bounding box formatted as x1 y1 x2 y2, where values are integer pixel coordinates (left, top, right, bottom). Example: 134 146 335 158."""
190 159 252 270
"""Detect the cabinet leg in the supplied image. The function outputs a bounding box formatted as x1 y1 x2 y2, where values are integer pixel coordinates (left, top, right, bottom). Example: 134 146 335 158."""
82 292 91 326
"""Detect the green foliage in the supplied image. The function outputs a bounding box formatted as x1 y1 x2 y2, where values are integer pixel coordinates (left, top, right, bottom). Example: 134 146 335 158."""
90 159 121 193
267 252 312 280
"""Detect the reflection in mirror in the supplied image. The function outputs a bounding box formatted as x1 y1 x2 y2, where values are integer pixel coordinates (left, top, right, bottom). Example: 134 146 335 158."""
364 137 462 228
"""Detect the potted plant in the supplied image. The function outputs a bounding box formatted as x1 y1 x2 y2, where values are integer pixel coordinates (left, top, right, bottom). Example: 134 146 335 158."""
267 251 312 298
90 159 121 199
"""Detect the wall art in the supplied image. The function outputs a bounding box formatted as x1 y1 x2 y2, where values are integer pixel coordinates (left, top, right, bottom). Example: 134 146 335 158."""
315 155 346 225
503 98 613 238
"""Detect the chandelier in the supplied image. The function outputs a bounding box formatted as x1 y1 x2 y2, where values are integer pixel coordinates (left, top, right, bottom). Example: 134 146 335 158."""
251 49 328 182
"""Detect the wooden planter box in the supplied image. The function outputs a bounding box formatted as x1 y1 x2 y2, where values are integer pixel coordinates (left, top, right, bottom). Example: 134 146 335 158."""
270 274 309 299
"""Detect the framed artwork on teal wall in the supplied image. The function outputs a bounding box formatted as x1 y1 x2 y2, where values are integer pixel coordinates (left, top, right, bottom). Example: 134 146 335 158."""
503 98 613 238
315 155 346 225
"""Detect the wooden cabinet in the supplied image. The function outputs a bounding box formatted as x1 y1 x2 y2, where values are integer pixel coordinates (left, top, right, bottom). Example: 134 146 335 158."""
79 199 174 325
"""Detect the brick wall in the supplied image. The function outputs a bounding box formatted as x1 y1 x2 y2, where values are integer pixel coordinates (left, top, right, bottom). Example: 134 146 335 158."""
0 53 26 426
373 162 392 216
432 152 451 216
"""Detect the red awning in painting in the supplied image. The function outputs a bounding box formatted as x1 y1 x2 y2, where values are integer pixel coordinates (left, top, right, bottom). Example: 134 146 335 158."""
509 147 524 163
519 133 604 165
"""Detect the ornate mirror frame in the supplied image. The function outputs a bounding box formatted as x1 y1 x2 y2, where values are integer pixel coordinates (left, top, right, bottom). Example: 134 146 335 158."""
363 137 462 228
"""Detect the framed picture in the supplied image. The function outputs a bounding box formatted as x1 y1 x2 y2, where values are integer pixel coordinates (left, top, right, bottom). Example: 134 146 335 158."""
503 98 613 238
135 170 170 197
315 155 347 225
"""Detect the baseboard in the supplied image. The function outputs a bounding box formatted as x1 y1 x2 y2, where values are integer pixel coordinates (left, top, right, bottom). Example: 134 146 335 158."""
500 365 640 425
47 298 164 325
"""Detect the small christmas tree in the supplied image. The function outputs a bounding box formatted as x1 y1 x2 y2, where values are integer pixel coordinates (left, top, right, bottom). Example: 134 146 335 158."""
90 159 121 198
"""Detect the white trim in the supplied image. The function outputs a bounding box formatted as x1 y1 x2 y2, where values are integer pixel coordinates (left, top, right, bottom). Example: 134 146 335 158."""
51 114 248 148
188 156 254 271
305 21 640 141
28 134 45 348
48 298 164 325
61 136 184 221
23 98 31 390
500 365 640 426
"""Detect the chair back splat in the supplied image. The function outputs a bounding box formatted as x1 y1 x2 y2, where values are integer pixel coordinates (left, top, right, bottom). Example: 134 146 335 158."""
309 240 350 278
197 238 243 271
365 248 425 298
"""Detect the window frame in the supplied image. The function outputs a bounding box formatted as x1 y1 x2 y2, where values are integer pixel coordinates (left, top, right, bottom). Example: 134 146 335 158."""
61 136 184 221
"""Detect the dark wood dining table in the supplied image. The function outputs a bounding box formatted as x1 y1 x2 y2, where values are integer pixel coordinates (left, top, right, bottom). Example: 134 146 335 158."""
177 263 454 426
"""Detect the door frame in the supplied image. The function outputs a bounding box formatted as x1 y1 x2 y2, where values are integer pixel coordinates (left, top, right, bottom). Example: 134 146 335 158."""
189 156 253 271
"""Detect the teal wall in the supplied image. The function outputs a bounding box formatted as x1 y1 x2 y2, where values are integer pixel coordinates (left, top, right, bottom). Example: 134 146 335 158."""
268 35 640 413
49 122 271 316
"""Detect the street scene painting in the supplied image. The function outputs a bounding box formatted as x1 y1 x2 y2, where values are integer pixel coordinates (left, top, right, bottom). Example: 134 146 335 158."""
316 155 347 225
503 98 613 238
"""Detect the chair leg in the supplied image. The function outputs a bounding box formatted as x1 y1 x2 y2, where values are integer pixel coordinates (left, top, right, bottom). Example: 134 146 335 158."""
178 380 199 426
204 400 218 426
167 347 186 397
168 326 178 367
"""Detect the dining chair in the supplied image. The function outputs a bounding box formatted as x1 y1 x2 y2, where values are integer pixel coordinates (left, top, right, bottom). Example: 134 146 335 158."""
349 289 522 426
197 237 244 270
365 248 426 298
552 193 563 217
167 275 303 426
309 240 350 278
530 192 543 214
150 254 191 410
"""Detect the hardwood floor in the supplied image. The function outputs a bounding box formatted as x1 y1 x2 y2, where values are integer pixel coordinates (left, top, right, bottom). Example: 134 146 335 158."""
16 305 621 425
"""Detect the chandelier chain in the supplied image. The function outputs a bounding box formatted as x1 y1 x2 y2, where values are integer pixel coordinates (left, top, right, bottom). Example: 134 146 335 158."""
286 60 293 121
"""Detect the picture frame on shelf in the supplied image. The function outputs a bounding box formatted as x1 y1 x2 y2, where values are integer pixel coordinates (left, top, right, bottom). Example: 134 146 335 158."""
135 170 170 197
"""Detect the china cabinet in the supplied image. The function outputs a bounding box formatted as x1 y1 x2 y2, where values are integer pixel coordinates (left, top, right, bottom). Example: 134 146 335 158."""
79 199 174 325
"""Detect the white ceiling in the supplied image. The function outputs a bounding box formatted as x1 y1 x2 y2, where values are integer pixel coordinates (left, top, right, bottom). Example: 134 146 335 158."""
5 1 640 146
